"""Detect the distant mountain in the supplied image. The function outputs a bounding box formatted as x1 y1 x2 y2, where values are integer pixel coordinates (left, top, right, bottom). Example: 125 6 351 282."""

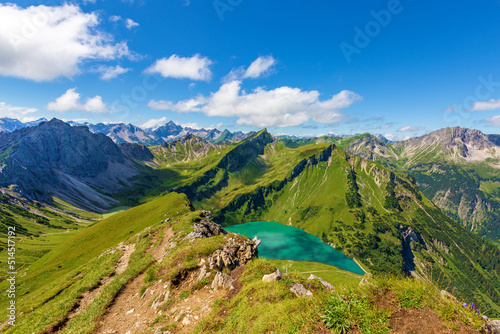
86 122 158 146
339 127 500 241
67 119 253 146
0 117 47 133
151 133 226 165
0 119 143 212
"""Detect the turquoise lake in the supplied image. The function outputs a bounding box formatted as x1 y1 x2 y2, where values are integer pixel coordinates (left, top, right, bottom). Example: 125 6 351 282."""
225 221 365 276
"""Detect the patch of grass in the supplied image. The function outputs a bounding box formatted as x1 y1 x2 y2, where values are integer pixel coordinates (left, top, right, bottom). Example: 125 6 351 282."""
322 293 390 334
101 206 131 219
179 290 190 300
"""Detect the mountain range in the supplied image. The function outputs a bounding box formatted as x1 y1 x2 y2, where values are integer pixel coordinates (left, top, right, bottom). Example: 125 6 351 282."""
0 117 253 146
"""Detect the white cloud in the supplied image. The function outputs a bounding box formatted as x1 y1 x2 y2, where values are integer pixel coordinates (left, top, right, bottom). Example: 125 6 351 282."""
149 95 207 113
181 122 201 129
149 80 362 127
97 65 130 80
384 133 410 142
140 117 168 130
47 88 108 113
109 15 121 22
0 102 38 119
0 4 132 81
244 55 276 79
397 126 425 132
125 18 139 29
484 115 500 127
442 105 455 112
468 99 500 112
223 55 276 82
144 54 213 81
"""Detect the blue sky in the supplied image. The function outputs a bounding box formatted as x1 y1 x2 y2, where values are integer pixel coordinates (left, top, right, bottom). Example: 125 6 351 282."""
1 0 500 140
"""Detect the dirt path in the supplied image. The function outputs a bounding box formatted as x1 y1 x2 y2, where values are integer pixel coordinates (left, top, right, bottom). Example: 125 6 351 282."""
93 227 236 334
114 243 136 275
94 227 177 334
152 227 174 261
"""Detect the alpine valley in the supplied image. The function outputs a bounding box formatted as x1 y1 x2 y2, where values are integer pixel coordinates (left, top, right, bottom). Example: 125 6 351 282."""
1 119 500 333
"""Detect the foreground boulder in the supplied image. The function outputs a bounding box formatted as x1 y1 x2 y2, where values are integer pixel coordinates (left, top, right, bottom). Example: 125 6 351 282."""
290 283 313 297
211 272 234 291
262 269 283 282
308 274 333 290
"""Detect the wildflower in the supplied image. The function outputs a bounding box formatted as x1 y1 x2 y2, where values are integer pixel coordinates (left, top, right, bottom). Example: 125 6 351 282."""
462 303 468 307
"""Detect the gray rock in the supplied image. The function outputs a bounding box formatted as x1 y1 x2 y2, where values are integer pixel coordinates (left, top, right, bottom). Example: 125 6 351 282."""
151 291 170 309
211 272 234 291
197 265 208 281
490 320 500 334
253 236 262 247
290 283 313 297
308 274 333 290
185 213 227 241
262 269 283 282
208 237 259 271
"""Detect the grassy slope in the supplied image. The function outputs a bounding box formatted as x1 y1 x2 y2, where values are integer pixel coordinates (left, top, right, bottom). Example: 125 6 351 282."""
0 195 101 276
198 141 331 211
0 192 192 331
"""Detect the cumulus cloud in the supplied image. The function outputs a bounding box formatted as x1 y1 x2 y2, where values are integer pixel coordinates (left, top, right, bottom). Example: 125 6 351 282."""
140 117 168 130
97 65 130 80
468 99 500 112
0 102 38 120
223 55 276 82
144 54 213 81
125 18 139 29
47 88 108 113
149 80 362 127
0 4 132 81
484 115 500 127
397 126 425 132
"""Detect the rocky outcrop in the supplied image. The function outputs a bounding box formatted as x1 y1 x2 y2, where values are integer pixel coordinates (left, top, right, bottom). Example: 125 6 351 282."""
262 269 283 282
211 272 234 291
399 225 426 276
208 236 259 271
290 284 313 297
185 211 227 241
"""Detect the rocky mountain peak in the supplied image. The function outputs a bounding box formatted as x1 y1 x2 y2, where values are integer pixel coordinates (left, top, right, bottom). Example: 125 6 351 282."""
0 119 140 211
